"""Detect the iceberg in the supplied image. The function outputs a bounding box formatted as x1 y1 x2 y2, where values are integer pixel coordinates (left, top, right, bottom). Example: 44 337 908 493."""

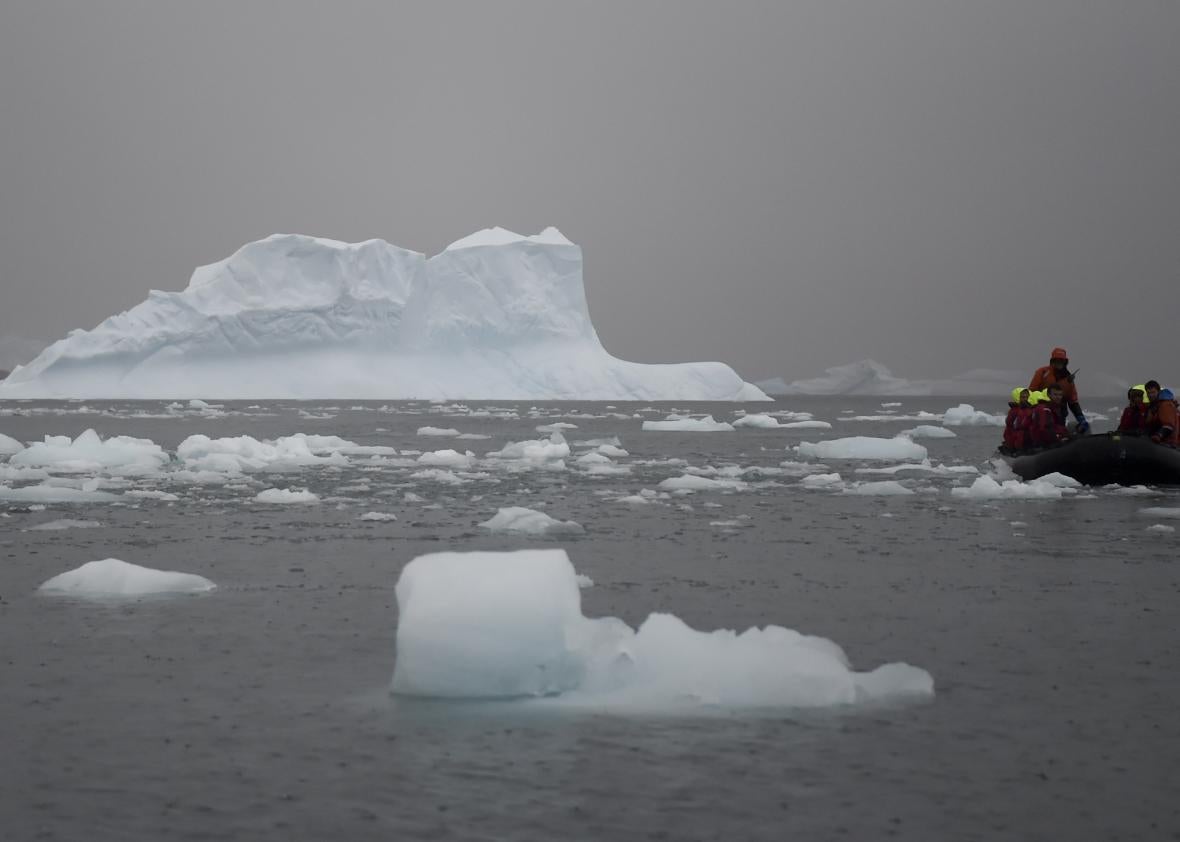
0 229 767 401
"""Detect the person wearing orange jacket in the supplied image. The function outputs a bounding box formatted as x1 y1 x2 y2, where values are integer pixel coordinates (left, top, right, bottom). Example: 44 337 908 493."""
1144 381 1178 446
1029 347 1089 433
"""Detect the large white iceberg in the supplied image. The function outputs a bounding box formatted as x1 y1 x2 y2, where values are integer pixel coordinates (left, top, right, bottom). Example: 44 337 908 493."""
390 549 933 709
0 229 767 401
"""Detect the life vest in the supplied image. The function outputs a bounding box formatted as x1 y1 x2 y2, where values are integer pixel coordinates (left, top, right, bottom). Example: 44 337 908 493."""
1118 404 1148 433
1147 398 1179 445
1028 403 1068 447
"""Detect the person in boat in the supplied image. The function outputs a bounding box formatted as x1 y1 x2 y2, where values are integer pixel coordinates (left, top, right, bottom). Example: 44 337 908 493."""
1029 347 1089 434
1026 384 1071 448
1002 387 1037 453
1145 381 1178 446
1118 384 1150 434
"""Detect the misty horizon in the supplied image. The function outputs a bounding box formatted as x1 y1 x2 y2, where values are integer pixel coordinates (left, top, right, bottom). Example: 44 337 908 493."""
2 1 1177 387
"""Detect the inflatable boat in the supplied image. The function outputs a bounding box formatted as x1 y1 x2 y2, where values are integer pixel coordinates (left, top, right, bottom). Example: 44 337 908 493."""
1002 432 1180 486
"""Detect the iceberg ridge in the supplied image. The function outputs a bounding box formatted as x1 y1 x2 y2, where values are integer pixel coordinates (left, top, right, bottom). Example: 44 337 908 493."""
1 229 767 401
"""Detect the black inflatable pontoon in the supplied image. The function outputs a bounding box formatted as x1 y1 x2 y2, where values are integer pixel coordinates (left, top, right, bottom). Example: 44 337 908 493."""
1002 432 1180 486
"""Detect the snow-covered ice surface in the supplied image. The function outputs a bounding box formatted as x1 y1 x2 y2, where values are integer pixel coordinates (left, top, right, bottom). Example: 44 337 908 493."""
391 549 931 706
3 394 1179 842
0 229 767 402
38 558 215 597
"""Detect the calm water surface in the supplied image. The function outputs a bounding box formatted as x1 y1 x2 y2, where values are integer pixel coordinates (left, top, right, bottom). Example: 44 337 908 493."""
1 397 1177 841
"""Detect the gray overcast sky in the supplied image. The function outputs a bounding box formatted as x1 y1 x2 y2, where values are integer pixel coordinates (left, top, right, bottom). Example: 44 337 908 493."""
1 0 1177 385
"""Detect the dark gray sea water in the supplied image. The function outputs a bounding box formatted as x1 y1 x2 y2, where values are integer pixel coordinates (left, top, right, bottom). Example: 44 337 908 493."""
2 397 1178 841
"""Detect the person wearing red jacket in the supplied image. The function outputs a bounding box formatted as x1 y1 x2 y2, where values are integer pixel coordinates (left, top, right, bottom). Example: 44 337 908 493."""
1118 385 1150 434
1029 347 1089 433
1002 387 1036 453
1145 381 1178 446
1027 384 1070 448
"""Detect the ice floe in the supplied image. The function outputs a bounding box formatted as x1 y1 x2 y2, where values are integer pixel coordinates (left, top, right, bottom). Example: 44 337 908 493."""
642 415 735 433
390 549 934 708
479 507 585 537
941 404 1005 427
796 436 928 462
39 558 215 597
254 487 320 504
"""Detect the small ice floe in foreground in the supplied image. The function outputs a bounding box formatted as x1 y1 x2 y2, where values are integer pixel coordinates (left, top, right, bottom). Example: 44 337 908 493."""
1139 507 1180 519
796 436 928 462
11 429 170 474
417 427 460 437
902 425 957 439
951 475 1078 500
642 415 734 432
0 484 121 503
38 558 215 597
390 549 934 709
781 420 833 430
941 404 1005 427
27 519 104 531
657 475 746 492
843 480 914 496
0 432 24 456
479 507 585 537
359 512 398 522
1145 524 1175 533
732 413 781 429
254 487 320 504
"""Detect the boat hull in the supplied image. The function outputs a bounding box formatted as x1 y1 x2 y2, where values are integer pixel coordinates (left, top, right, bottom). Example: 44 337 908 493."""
1003 433 1180 486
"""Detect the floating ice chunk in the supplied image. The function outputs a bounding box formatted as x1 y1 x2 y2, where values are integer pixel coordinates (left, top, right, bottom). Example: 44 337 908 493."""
801 472 843 488
417 427 460 437
657 474 747 492
642 415 734 432
902 425 957 439
781 420 833 430
282 433 397 456
594 444 629 458
417 449 476 469
0 432 24 456
951 476 1075 500
732 414 781 429
125 489 180 502
796 436 928 462
487 433 570 465
254 487 320 504
27 519 104 531
39 558 215 597
536 422 578 433
177 434 347 472
844 480 914 496
574 437 622 448
941 404 1005 427
0 483 120 503
359 511 398 522
1146 524 1175 533
1037 472 1082 488
576 452 612 466
1139 507 1180 518
479 507 585 537
409 468 471 485
11 429 170 475
390 549 934 708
